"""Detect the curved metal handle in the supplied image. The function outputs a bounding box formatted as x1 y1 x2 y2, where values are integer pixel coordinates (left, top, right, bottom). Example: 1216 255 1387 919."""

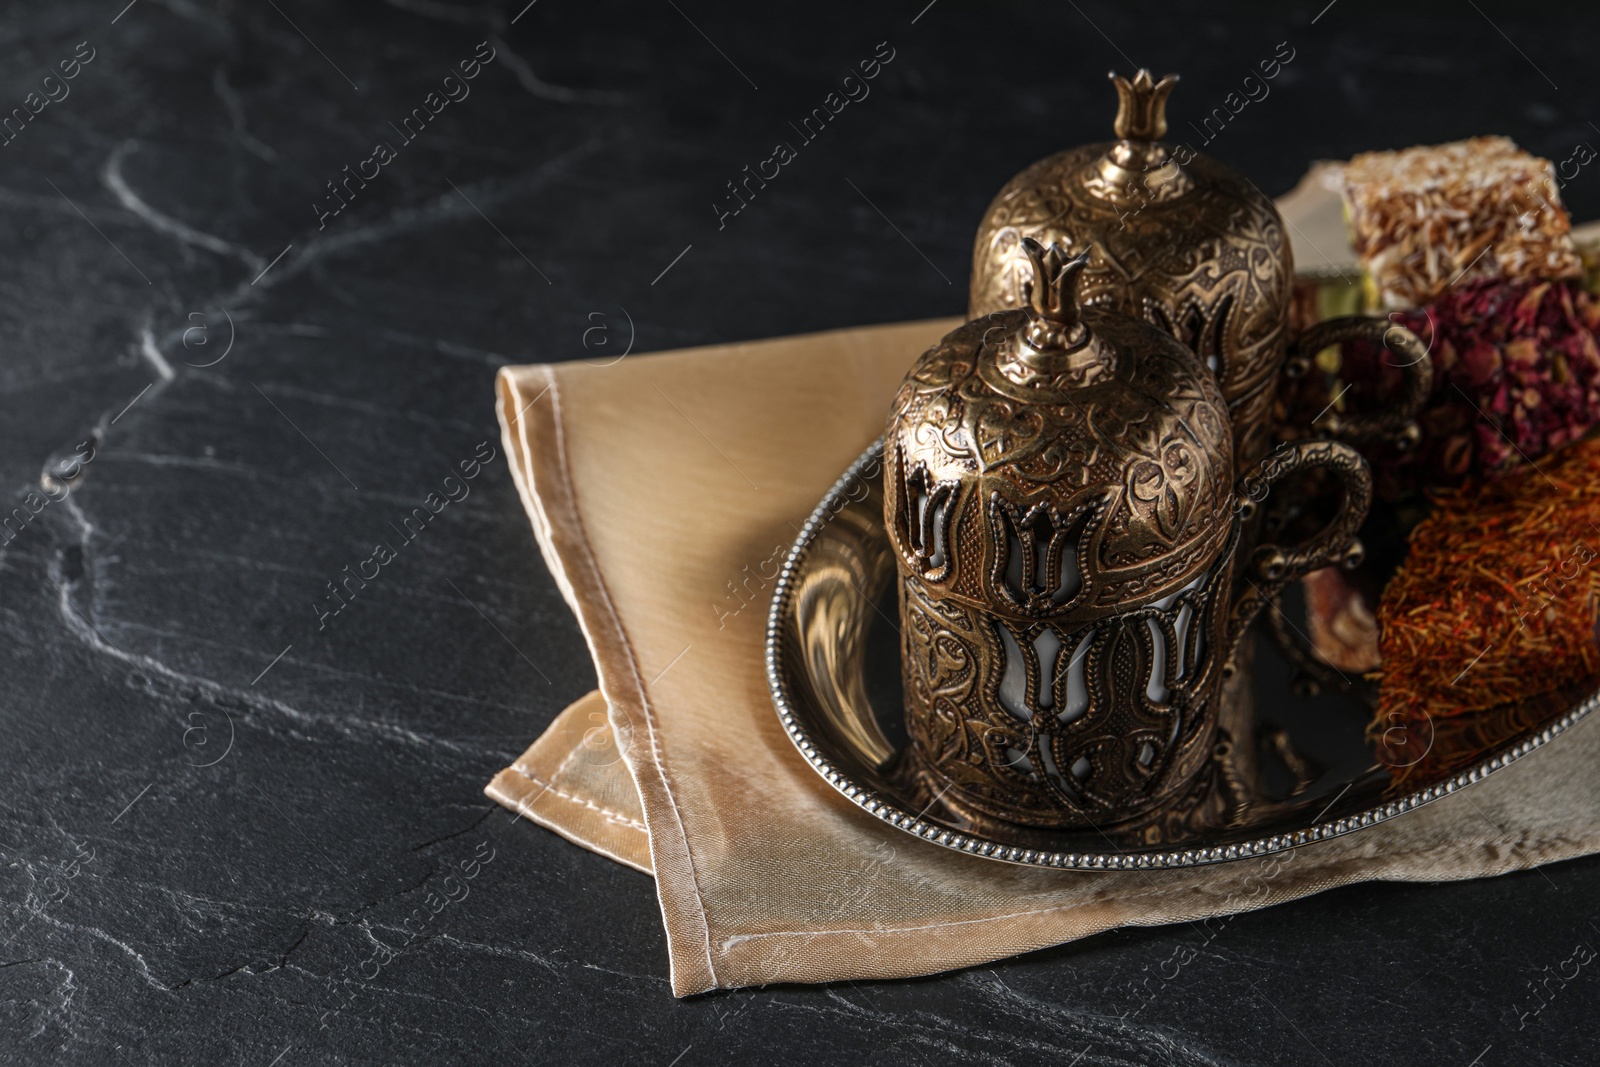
1227 438 1373 654
1284 316 1432 451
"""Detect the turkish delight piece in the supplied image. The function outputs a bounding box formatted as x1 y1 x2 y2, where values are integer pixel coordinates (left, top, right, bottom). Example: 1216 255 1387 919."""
1342 137 1583 309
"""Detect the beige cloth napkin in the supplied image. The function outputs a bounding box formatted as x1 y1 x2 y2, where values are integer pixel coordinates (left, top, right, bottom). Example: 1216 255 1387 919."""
485 317 1600 997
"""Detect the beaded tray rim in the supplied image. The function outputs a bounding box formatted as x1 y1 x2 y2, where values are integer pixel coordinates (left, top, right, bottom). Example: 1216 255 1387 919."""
765 440 1600 870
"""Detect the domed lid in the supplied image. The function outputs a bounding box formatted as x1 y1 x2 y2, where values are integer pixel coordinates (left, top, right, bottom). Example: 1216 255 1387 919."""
887 240 1235 625
967 70 1293 468
970 67 1284 281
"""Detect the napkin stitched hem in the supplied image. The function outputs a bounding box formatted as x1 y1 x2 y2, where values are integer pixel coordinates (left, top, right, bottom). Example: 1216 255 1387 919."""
496 367 721 994
514 692 1600 985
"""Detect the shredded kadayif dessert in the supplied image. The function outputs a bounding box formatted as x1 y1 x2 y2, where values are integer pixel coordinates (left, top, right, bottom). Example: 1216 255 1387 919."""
1374 434 1600 783
1343 137 1584 308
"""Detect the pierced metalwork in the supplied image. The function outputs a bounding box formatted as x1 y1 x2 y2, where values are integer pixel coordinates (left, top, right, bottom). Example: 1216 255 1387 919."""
885 241 1373 833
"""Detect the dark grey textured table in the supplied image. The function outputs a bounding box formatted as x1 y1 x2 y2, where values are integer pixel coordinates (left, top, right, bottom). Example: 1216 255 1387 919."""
2 1 1597 1063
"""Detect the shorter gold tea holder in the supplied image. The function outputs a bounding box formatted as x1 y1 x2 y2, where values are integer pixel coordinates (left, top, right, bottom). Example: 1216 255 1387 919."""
881 242 1371 836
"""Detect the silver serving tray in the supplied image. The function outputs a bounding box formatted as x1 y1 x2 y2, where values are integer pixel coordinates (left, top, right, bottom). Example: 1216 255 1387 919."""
765 441 1600 870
